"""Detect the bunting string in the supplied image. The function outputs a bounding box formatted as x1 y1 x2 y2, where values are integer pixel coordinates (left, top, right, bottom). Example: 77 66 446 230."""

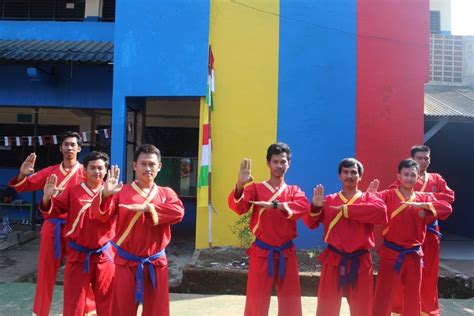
0 128 111 147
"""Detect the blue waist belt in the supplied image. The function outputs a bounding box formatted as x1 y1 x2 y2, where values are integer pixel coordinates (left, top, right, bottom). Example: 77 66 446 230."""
254 238 293 279
68 240 112 273
427 220 442 238
327 244 368 289
47 218 66 260
111 242 166 305
383 240 421 273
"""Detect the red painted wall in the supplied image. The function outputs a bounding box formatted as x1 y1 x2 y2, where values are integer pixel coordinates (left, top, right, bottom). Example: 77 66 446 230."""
356 0 429 189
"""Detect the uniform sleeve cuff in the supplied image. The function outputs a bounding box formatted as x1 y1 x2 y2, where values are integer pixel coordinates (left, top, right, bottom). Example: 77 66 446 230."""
343 205 349 218
234 192 245 203
39 200 52 214
310 204 322 217
428 202 437 217
149 204 159 225
282 202 293 219
98 191 107 215
11 176 27 188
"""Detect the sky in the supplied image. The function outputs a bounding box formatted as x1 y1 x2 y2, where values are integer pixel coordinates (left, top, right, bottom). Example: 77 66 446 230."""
451 0 474 35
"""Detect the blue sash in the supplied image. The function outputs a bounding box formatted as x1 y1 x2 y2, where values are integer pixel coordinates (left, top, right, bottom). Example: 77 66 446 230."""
68 240 112 273
254 238 293 279
383 240 421 273
47 218 66 259
427 220 442 238
327 244 368 289
112 242 166 305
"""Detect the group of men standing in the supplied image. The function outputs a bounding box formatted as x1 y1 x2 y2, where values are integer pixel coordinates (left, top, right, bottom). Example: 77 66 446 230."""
8 132 454 316
9 131 184 316
228 142 454 316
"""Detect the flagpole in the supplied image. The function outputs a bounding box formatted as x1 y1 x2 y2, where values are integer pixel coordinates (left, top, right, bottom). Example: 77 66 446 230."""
207 45 214 250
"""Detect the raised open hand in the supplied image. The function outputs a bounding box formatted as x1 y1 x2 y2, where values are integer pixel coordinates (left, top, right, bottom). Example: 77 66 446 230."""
367 179 380 194
20 153 36 176
237 158 254 188
103 165 123 197
43 174 58 201
312 184 325 207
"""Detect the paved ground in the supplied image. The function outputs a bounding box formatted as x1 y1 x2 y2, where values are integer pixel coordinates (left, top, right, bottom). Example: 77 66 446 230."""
1 282 473 315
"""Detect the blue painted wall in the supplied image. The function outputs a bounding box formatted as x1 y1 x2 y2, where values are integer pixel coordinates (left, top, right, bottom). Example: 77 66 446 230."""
111 0 210 170
0 168 32 202
278 1 357 248
0 21 114 41
0 64 112 108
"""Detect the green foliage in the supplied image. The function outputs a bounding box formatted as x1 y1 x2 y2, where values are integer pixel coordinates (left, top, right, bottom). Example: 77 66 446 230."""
307 249 317 259
229 211 254 248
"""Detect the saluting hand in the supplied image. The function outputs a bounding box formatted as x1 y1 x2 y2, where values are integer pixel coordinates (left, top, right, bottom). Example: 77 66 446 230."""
43 174 59 201
237 158 254 189
20 153 36 176
312 184 325 207
367 179 380 194
103 165 123 197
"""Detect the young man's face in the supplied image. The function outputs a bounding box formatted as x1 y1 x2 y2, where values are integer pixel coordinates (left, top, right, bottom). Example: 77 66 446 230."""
85 159 107 184
413 151 430 173
339 165 361 189
60 137 81 160
266 153 290 178
398 166 419 190
133 153 162 183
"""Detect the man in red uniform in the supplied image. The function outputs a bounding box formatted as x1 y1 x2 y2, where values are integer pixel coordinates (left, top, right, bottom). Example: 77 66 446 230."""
389 145 455 316
371 159 453 316
228 142 310 316
40 151 115 316
8 131 96 316
92 144 184 316
304 158 387 316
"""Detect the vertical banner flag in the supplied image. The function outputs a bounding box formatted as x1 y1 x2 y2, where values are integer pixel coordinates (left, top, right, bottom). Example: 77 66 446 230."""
198 46 216 248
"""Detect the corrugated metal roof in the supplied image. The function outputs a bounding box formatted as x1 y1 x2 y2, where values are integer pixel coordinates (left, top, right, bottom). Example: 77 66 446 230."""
0 40 113 64
425 86 474 119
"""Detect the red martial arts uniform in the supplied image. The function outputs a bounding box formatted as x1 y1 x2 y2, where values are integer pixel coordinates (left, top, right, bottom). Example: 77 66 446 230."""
372 189 452 316
9 163 97 316
92 181 184 316
228 181 310 316
40 182 116 316
389 174 454 316
303 191 387 316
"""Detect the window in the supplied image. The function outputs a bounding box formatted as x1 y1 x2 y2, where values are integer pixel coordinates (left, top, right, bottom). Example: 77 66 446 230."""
0 124 78 169
101 0 115 22
0 0 85 21
430 11 441 34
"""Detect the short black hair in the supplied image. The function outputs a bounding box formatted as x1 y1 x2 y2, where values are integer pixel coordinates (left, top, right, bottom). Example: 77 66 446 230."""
61 131 82 147
134 144 161 162
398 158 420 173
266 142 291 162
410 145 430 158
83 151 109 169
338 158 364 176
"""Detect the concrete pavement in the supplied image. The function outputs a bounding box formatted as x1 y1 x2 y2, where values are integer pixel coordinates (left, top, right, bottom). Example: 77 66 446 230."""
1 282 474 316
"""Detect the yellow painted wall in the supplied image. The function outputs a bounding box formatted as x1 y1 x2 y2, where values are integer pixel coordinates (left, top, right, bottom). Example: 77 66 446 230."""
195 0 279 248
